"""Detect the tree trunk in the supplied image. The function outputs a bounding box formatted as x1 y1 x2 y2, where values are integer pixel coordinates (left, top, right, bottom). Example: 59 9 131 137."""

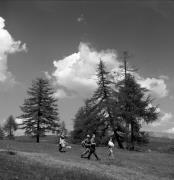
10 128 12 137
36 112 40 143
126 123 130 149
36 134 40 143
114 129 124 149
130 121 134 150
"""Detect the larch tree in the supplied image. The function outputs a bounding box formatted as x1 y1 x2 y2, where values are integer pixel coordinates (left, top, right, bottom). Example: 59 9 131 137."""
18 78 60 143
3 115 18 139
73 60 124 148
118 73 159 150
91 60 124 148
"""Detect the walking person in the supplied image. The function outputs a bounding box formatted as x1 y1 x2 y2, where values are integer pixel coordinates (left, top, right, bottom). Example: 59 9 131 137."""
59 134 66 152
81 134 91 158
87 134 100 160
108 137 114 159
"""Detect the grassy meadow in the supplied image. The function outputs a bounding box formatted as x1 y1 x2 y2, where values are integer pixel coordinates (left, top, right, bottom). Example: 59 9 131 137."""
0 136 174 180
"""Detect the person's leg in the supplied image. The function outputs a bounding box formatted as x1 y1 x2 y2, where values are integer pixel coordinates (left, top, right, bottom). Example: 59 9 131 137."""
93 151 100 160
59 144 62 152
111 149 114 159
59 144 66 152
110 149 114 159
87 149 93 160
108 148 110 156
108 148 114 159
81 148 90 158
108 148 112 156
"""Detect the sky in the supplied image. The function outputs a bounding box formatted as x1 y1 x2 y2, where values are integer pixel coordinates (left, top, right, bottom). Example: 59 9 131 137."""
0 0 174 134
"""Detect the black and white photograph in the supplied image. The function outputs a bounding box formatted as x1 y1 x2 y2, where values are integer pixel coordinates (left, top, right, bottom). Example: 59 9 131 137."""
0 0 174 179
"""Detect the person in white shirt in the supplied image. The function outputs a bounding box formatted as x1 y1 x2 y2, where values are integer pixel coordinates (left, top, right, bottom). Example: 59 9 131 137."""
59 135 66 152
108 137 114 159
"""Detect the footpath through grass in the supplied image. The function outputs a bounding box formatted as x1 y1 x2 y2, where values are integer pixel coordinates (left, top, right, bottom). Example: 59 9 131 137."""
0 137 174 180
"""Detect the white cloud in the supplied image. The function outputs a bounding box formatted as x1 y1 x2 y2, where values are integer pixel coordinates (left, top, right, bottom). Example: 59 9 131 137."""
50 42 168 99
137 77 168 98
52 42 121 98
166 127 174 134
0 17 27 85
15 118 23 125
161 112 173 122
151 112 173 127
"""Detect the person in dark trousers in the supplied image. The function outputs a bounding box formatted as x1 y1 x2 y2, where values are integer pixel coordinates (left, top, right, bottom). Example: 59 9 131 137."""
81 134 91 158
87 134 100 160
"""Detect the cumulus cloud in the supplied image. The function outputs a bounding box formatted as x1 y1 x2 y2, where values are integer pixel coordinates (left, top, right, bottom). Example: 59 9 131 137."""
137 77 168 98
161 112 173 122
15 118 23 125
151 112 173 127
0 17 27 85
50 42 168 99
52 42 120 98
166 127 174 134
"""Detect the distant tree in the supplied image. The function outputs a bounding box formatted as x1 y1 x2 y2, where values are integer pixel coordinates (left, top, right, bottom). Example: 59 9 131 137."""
3 115 17 139
117 74 159 150
0 126 5 140
18 78 60 143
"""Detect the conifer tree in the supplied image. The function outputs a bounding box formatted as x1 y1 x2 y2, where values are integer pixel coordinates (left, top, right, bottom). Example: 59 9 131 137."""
73 60 124 148
118 74 158 149
91 60 124 148
18 78 60 143
3 115 17 139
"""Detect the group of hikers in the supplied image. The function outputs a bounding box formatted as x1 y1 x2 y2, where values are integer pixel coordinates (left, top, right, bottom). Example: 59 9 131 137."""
58 133 115 160
81 134 100 160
